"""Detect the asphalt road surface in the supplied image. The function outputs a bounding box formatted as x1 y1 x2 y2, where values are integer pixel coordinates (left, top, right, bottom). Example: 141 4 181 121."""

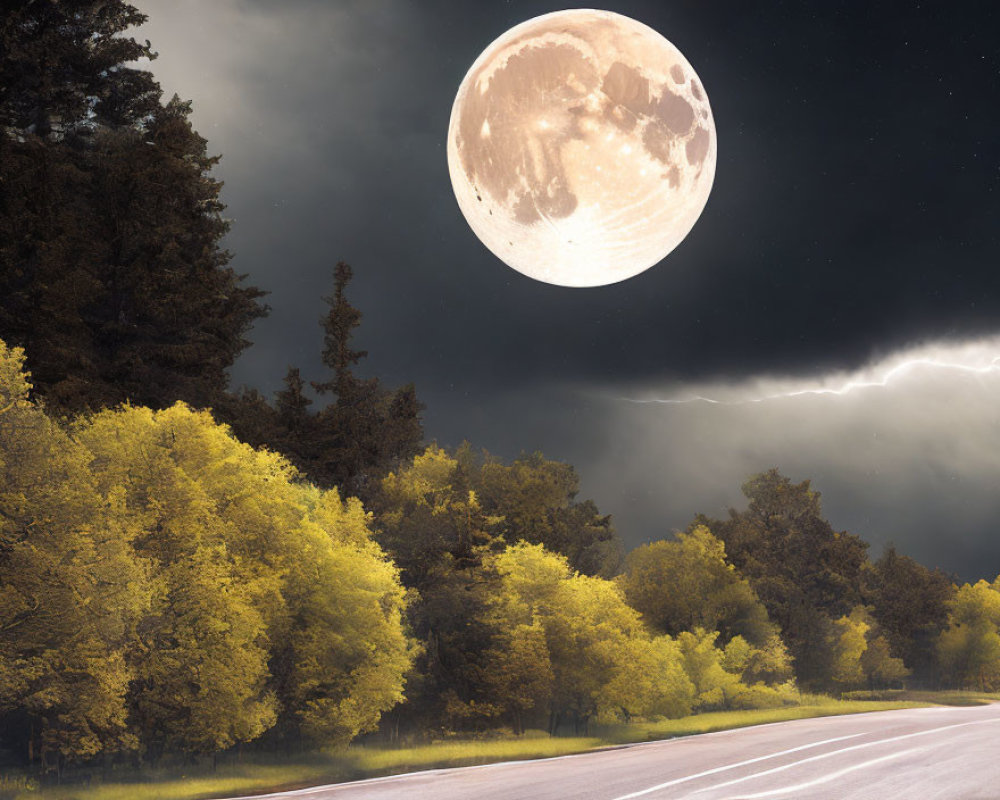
229 703 1000 800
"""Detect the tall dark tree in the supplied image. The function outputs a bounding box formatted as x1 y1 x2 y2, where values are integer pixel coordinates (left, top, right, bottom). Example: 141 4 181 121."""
270 365 320 471
0 1 265 413
215 386 281 454
305 262 423 499
312 262 366 400
696 469 870 689
275 366 312 429
865 545 955 684
220 263 423 499
0 2 159 138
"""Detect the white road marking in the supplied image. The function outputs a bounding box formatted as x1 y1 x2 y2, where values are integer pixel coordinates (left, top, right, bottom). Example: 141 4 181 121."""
725 745 933 798
676 717 1000 799
608 734 866 800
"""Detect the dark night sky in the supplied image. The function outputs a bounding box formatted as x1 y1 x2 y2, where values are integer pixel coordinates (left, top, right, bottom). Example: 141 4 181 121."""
136 1 1000 580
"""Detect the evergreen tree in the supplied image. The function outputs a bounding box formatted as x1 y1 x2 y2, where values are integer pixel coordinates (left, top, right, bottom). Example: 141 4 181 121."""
0 2 266 413
215 386 282 454
312 262 367 400
310 262 422 498
218 263 422 500
275 366 312 429
0 2 159 138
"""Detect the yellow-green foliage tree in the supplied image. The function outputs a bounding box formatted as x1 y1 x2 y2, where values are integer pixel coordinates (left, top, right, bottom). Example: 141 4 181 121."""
277 488 413 745
480 621 553 734
372 445 630 734
676 630 799 711
76 405 280 755
375 445 501 584
829 609 870 689
936 579 1000 691
620 527 779 648
620 526 794 689
485 544 694 733
0 341 151 770
677 629 743 710
609 633 695 721
371 445 504 732
75 403 412 754
829 606 908 691
471 449 622 577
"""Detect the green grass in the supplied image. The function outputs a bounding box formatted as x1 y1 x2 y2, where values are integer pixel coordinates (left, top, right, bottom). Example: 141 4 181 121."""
888 689 1000 706
592 698 927 744
12 697 963 800
10 736 606 800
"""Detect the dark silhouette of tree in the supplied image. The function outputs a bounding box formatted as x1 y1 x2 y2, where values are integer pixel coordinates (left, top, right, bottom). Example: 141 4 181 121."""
0 2 266 413
220 263 423 500
865 544 955 684
275 366 312 429
312 262 366 399
696 469 869 690
305 262 423 499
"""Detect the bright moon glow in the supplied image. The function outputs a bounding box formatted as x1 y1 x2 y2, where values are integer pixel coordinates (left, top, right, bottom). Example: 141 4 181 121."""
623 338 1000 405
447 9 716 287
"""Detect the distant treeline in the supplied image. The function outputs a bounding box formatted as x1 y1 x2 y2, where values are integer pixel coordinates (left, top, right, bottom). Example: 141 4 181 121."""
3 0 1000 779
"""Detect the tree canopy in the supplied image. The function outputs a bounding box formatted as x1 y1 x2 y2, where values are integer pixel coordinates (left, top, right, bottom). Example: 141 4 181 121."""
865 544 954 682
621 526 778 647
696 469 869 689
0 340 412 766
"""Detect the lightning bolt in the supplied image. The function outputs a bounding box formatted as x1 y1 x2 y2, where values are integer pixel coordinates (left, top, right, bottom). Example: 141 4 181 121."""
622 344 1000 406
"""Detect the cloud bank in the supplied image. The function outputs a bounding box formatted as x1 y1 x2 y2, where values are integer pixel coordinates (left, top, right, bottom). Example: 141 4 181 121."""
588 336 1000 580
430 337 1000 582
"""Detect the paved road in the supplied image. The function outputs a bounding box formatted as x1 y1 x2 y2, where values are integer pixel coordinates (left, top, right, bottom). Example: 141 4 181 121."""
229 703 1000 800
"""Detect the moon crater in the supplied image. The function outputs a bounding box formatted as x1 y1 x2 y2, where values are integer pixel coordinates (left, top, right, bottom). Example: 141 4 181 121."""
448 10 716 287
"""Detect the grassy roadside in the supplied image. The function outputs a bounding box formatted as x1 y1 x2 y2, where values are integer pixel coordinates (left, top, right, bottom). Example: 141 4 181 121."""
842 689 1000 707
11 695 973 800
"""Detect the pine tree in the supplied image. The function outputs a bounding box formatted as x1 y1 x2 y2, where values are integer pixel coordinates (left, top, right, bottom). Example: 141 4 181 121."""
218 262 422 499
0 2 266 413
275 367 312 429
312 262 367 400
306 262 422 498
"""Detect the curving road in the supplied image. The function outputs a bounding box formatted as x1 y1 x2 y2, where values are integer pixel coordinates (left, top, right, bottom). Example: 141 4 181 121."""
228 703 1000 800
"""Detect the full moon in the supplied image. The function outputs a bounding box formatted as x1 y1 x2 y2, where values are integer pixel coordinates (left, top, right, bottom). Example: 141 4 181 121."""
447 9 716 287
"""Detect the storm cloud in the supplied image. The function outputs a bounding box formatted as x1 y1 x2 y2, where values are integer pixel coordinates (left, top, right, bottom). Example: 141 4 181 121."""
439 337 1000 581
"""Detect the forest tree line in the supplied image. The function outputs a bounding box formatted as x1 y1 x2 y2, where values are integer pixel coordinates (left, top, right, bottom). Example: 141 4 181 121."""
3 0 1000 777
